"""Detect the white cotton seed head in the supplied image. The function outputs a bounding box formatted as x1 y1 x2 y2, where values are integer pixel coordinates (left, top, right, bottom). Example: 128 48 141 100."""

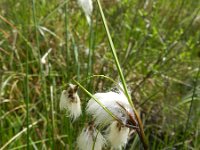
60 84 81 120
77 124 106 150
86 91 132 126
78 0 93 25
107 121 130 149
41 48 52 64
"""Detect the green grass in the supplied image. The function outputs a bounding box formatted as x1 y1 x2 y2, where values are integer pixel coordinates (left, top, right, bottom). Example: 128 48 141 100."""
0 0 200 149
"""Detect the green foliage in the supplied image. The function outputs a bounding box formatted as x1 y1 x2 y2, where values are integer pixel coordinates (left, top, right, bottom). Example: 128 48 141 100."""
0 0 200 149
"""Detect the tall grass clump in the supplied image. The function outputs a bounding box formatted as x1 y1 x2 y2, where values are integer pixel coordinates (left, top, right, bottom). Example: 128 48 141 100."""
59 0 148 149
1 0 200 149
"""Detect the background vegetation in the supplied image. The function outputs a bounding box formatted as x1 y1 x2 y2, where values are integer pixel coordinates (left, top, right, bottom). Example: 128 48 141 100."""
0 0 200 149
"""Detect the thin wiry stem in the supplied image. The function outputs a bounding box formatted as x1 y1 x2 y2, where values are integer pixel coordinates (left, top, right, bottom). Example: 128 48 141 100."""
50 86 55 149
183 64 200 145
94 0 148 149
95 0 133 107
31 0 41 66
25 35 29 150
31 0 49 148
73 79 125 125
63 2 73 149
72 36 80 80
87 20 94 90
64 1 70 71
78 74 125 92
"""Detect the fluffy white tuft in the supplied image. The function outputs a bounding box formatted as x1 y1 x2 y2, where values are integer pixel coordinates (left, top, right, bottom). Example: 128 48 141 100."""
78 0 93 25
107 121 130 149
60 85 81 120
77 125 106 150
41 48 52 64
86 90 133 126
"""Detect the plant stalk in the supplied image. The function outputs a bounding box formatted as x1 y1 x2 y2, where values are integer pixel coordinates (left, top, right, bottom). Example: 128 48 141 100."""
95 0 148 149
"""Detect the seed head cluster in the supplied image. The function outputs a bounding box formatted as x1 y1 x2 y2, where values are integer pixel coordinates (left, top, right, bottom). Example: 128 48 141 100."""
60 83 137 149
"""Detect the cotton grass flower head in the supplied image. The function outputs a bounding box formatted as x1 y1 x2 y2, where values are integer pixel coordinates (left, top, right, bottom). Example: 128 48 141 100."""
41 48 52 64
60 84 81 120
78 0 93 25
86 85 134 126
77 122 106 150
107 121 130 149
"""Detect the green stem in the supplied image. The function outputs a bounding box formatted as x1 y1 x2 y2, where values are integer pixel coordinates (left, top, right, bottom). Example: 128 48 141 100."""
71 36 80 80
95 0 133 107
73 79 120 122
87 21 94 89
63 2 72 149
64 1 70 73
25 37 30 150
183 64 200 146
95 0 148 149
31 0 49 148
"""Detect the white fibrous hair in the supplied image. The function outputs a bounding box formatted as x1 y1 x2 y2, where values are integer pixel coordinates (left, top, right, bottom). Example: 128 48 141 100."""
41 48 52 64
86 87 134 126
107 121 130 149
78 0 93 25
77 124 106 150
60 84 82 120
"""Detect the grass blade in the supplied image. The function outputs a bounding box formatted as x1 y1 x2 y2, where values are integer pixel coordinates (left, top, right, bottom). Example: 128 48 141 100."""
94 0 148 149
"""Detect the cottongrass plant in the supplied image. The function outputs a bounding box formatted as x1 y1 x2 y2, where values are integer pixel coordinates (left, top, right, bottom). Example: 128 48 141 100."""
40 48 52 64
85 84 137 149
107 121 130 149
77 122 106 150
61 83 139 149
86 87 134 126
60 84 82 120
77 0 93 25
